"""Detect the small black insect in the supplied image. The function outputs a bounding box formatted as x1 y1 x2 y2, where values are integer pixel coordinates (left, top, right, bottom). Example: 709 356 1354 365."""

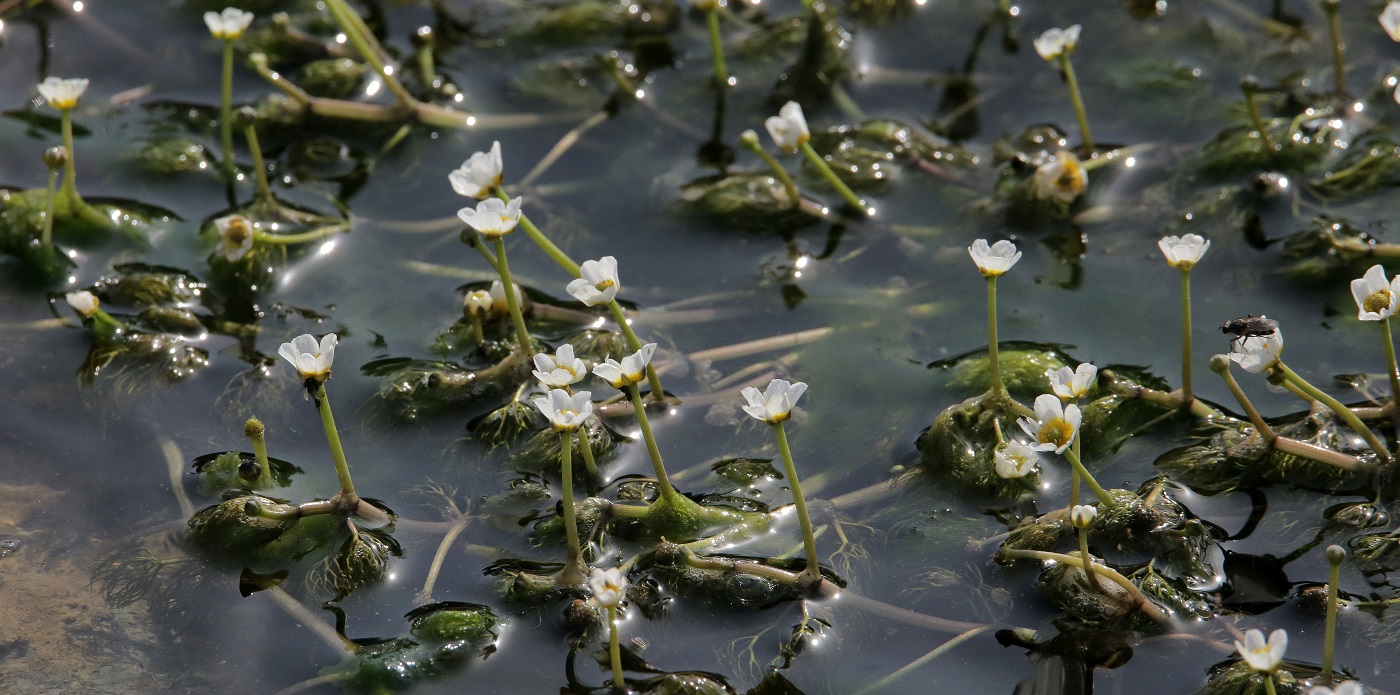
1220 315 1279 339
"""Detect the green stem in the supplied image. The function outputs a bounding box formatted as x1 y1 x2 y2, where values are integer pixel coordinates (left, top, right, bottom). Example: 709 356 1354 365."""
1264 675 1278 695
578 425 599 478
559 431 584 572
1063 448 1116 507
469 315 484 346
799 141 868 214
1216 362 1277 438
243 123 274 207
1243 89 1278 154
626 383 675 500
987 276 1005 397
323 0 415 106
998 549 1169 625
607 604 625 689
1180 268 1194 404
1322 547 1342 683
1277 362 1391 463
492 237 535 358
608 301 665 399
493 187 580 275
41 165 57 252
1076 526 1100 591
776 421 820 583
220 39 236 182
315 382 357 500
745 139 802 206
1069 431 1081 508
59 108 83 208
1383 318 1400 404
1058 54 1094 152
253 225 348 245
706 8 729 89
247 418 270 472
1323 1 1345 100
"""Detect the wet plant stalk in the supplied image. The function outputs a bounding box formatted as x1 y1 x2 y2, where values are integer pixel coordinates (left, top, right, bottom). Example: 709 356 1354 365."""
987 276 1006 397
799 142 867 213
1242 88 1277 154
775 420 820 582
999 549 1169 624
243 123 275 208
1214 360 1370 470
323 0 415 105
493 238 535 357
1322 0 1345 100
315 382 358 500
625 383 676 500
1064 447 1116 507
1180 268 1195 403
560 430 585 573
246 417 269 471
1322 545 1344 683
607 604 624 689
608 302 666 399
1382 318 1400 404
1058 54 1094 151
1265 675 1278 695
705 8 728 89
468 315 484 346
742 135 801 206
578 426 599 478
41 164 58 252
59 108 84 208
1069 420 1082 508
1076 526 1100 591
220 38 236 181
254 224 349 245
1277 362 1391 462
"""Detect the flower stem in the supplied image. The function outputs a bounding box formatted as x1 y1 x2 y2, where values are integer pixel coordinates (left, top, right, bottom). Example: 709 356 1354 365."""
492 237 535 358
253 224 348 245
799 141 868 214
1069 435 1081 508
1277 361 1391 463
608 301 666 399
493 187 581 276
1213 360 1276 438
1321 0 1345 100
987 276 1006 397
41 165 58 252
775 421 820 583
323 0 415 106
998 549 1169 625
1264 675 1278 695
607 604 625 690
578 425 599 478
1242 86 1278 154
625 383 676 500
1057 53 1094 152
1382 318 1400 405
1076 526 1100 591
315 382 357 500
559 430 584 573
706 8 729 89
1322 545 1343 683
246 417 270 472
742 137 802 206
468 315 484 346
59 108 84 209
1180 268 1194 404
1063 448 1116 508
243 122 275 208
220 38 236 182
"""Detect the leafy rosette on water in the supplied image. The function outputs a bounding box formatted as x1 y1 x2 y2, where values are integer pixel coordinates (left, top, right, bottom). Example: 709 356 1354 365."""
326 602 500 693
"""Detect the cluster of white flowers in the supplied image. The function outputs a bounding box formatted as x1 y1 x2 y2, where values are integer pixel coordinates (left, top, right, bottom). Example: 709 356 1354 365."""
593 344 656 389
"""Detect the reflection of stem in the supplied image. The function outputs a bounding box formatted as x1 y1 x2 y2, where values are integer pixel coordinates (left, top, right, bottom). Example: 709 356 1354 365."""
560 430 585 573
987 276 1005 397
1180 269 1195 403
1277 361 1391 463
220 39 236 181
775 421 820 583
706 8 729 89
160 438 195 519
799 141 868 214
608 604 625 689
999 549 1169 625
1064 448 1116 507
1383 318 1400 403
1058 53 1094 151
315 382 358 500
626 383 676 500
852 625 993 695
493 237 535 357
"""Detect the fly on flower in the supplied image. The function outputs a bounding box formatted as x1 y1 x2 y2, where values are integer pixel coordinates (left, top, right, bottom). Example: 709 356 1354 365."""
1220 315 1279 340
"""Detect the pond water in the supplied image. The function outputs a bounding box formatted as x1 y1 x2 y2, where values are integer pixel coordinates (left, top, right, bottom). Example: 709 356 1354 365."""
4 0 1400 693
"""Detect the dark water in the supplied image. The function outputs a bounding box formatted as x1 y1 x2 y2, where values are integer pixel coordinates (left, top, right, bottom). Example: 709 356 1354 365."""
3 0 1400 693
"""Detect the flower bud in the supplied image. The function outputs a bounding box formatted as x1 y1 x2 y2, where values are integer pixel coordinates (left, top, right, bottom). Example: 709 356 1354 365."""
43 146 68 169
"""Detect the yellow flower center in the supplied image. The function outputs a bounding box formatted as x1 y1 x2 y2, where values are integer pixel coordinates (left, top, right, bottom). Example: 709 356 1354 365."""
1364 289 1393 314
1037 418 1074 449
594 278 614 291
226 219 250 246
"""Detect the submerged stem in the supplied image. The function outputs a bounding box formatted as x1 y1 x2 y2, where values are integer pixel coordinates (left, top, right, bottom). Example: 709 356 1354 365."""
775 421 820 583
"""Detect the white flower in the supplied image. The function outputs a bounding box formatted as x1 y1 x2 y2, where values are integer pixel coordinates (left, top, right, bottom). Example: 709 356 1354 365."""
1309 682 1365 695
65 290 99 317
448 141 504 199
457 196 522 239
532 388 594 431
37 77 89 110
1018 393 1081 454
1159 234 1211 270
463 289 493 316
533 344 587 389
204 7 255 40
1032 150 1086 204
489 280 524 313
1351 264 1400 322
214 214 255 262
592 343 657 389
740 378 808 425
1382 2 1400 41
589 566 628 608
1234 628 1286 674
764 101 810 154
566 256 620 306
994 440 1039 479
278 333 337 382
968 239 1022 278
1049 363 1097 400
1033 24 1081 62
1229 329 1284 374
1070 504 1098 528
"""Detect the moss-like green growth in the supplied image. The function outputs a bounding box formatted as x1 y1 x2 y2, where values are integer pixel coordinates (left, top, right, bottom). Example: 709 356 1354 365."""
511 417 618 474
1155 413 1374 495
638 542 839 609
306 528 402 600
1196 661 1310 695
0 187 161 253
805 120 973 190
364 350 532 421
186 495 343 567
931 342 1072 396
297 58 368 98
132 138 213 175
1034 556 1163 630
770 1 852 107
192 450 301 494
679 172 823 233
1275 217 1382 284
916 391 1037 499
328 602 499 693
